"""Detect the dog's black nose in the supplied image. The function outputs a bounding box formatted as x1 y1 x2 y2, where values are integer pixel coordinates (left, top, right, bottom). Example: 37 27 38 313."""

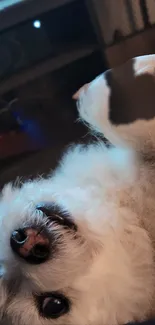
10 227 50 264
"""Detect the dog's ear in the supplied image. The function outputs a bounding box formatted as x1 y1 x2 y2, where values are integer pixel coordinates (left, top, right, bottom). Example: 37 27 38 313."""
77 55 155 157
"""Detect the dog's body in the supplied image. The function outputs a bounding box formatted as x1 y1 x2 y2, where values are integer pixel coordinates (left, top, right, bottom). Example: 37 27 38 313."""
1 69 155 325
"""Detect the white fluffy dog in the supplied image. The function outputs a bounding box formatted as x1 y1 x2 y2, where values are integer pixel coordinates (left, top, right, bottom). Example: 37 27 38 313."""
1 58 155 325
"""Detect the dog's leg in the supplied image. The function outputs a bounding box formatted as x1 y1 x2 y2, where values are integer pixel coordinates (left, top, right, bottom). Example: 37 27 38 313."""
77 74 155 157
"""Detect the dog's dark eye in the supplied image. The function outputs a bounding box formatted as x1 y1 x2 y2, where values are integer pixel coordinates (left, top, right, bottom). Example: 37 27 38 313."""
36 293 70 319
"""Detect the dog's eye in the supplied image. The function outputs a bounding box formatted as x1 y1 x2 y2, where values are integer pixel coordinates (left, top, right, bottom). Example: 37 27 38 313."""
36 293 70 319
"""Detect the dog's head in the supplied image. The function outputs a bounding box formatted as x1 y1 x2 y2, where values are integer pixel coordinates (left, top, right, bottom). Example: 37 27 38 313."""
1 55 155 325
0 150 153 325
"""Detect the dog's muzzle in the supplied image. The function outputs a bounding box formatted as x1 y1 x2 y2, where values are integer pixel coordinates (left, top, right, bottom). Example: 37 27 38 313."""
10 203 76 265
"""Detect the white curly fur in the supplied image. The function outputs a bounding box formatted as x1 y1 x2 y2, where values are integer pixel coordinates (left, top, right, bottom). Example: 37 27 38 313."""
0 76 155 325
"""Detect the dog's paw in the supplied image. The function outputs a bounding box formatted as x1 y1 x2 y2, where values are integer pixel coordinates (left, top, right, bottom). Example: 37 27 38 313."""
77 74 111 134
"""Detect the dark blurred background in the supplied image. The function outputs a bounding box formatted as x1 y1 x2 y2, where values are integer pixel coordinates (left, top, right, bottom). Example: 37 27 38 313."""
0 0 155 186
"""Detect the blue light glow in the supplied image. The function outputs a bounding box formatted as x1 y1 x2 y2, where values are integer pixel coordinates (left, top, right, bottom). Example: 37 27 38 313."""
33 20 41 29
